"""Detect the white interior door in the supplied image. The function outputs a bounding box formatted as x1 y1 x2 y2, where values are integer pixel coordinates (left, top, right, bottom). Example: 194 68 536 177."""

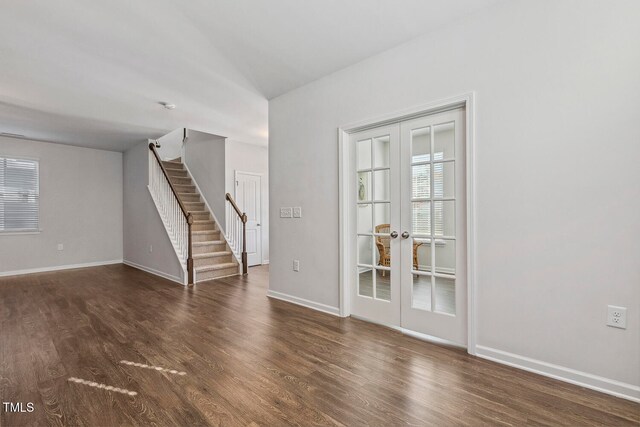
400 108 466 345
235 171 262 266
348 108 467 345
349 123 401 326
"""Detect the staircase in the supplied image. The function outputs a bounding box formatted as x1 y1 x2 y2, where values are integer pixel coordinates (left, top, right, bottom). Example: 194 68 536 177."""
161 158 240 282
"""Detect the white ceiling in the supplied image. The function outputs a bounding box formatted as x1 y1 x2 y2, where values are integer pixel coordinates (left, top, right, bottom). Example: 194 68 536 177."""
0 0 500 151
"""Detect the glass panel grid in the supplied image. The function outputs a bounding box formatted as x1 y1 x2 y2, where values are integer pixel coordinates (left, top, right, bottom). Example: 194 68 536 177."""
410 120 457 315
356 132 392 303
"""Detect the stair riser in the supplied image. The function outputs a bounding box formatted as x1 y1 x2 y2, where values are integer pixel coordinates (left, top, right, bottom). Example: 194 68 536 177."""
193 243 226 253
196 266 240 282
167 169 188 178
193 223 217 232
180 194 201 203
191 212 210 221
170 177 192 186
162 162 183 170
192 232 220 243
175 185 196 193
194 255 234 268
184 202 205 211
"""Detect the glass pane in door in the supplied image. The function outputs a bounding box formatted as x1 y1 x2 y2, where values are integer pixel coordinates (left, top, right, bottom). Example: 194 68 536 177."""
374 169 390 201
358 268 374 297
411 164 430 198
358 171 371 202
434 201 455 237
357 204 372 234
433 162 454 199
373 135 390 168
411 127 431 162
413 238 431 273
374 202 390 225
412 201 430 236
357 139 372 170
375 269 391 301
373 231 391 268
357 235 373 265
435 276 455 314
433 123 455 160
412 273 432 311
434 240 455 274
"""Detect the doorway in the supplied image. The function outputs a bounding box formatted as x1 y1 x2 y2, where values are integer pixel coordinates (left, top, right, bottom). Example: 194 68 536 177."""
342 103 472 347
235 171 263 266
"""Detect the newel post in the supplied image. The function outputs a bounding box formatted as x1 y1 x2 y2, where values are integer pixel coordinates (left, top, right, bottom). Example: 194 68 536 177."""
187 213 194 285
241 213 248 275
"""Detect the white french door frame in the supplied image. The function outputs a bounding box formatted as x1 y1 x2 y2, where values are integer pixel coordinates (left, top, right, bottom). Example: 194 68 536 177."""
235 170 264 265
338 92 477 354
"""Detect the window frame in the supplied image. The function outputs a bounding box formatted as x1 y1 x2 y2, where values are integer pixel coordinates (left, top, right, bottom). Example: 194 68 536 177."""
0 155 41 234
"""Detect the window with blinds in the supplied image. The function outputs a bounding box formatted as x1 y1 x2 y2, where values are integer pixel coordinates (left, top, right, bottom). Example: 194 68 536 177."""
0 157 40 232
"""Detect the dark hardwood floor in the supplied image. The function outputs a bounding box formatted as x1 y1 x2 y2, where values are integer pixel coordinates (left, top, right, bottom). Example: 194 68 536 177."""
1 264 638 426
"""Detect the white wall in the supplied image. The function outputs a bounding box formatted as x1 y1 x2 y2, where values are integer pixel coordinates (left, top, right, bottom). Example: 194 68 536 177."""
184 131 227 227
123 141 184 282
156 128 184 161
0 136 122 274
226 140 269 263
269 0 640 397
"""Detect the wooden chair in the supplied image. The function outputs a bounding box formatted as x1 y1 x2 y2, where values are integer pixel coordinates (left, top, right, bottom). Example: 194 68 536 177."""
375 224 423 276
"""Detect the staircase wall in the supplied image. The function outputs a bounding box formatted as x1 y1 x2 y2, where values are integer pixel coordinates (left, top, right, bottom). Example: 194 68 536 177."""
183 131 226 227
123 141 184 283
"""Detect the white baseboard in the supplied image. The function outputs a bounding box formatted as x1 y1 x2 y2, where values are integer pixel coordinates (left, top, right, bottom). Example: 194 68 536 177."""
476 345 640 403
123 260 184 285
266 289 341 317
262 259 269 265
0 259 123 278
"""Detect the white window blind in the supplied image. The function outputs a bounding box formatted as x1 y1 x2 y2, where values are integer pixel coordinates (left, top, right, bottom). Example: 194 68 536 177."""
411 152 444 236
0 157 39 232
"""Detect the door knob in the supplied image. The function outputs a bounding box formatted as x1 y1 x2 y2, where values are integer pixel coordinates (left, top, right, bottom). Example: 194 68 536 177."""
257 224 261 226
401 231 410 239
390 231 398 238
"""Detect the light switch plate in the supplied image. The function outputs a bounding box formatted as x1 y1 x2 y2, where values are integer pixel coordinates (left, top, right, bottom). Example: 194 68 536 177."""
57 243 64 251
293 260 300 272
280 207 293 218
293 207 302 218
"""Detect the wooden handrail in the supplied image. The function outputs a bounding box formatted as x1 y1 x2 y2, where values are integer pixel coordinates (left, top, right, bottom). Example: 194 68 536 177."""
226 193 248 275
225 193 246 223
149 143 191 220
149 143 194 285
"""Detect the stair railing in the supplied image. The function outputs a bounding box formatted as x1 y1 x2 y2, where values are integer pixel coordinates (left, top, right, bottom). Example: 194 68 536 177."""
148 143 194 284
225 193 248 275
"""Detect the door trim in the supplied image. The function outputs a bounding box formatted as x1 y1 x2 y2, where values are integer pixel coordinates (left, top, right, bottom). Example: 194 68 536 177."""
338 92 477 355
235 170 264 265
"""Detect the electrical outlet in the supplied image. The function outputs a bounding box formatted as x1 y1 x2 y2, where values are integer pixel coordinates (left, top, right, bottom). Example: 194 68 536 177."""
57 243 64 251
280 207 293 218
149 245 153 253
607 305 627 329
293 207 302 218
293 260 300 272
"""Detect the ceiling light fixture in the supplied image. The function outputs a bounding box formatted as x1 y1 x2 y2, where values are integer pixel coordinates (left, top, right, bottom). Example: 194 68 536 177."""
159 102 176 110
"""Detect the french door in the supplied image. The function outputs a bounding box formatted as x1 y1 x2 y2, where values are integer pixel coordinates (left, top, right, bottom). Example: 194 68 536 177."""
350 108 466 345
